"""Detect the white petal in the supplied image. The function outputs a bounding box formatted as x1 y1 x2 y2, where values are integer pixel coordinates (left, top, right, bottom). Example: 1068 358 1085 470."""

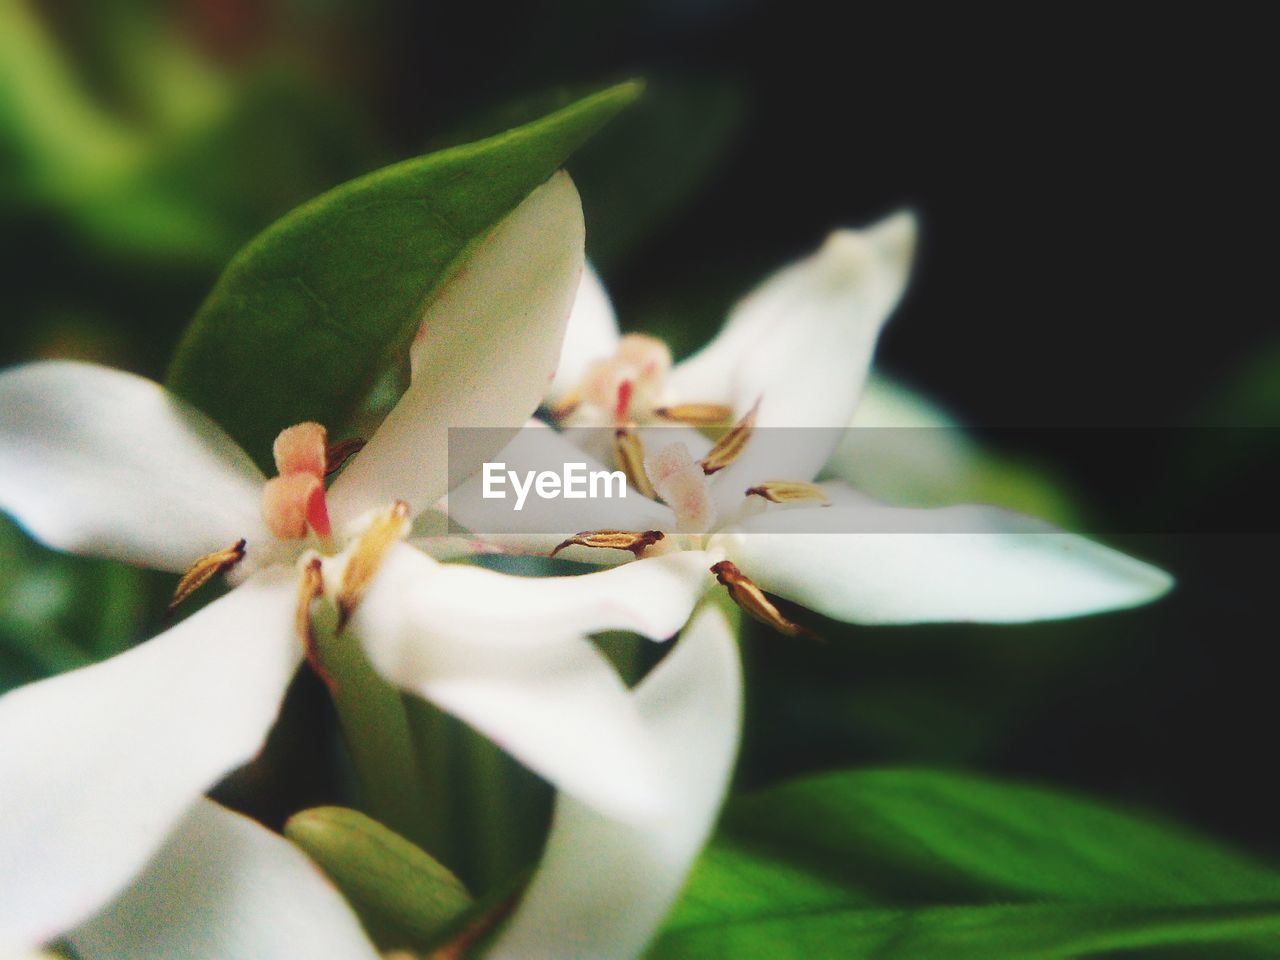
821 373 982 506
446 422 675 545
69 799 380 960
329 173 587 528
0 571 299 948
670 212 917 497
348 544 710 819
489 604 742 960
721 492 1173 624
0 361 267 574
549 265 622 402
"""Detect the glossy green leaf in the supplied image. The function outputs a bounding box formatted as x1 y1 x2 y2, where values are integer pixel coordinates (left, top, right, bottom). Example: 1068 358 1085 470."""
658 769 1280 958
713 768 1280 907
285 805 472 951
166 81 641 468
652 901 1280 959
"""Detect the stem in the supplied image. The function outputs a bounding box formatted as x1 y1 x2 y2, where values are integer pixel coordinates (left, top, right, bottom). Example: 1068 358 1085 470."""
312 609 433 849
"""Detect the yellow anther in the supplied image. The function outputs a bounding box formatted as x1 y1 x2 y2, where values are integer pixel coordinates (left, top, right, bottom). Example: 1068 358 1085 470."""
546 387 582 421
614 427 657 498
699 399 760 475
710 560 816 639
652 403 735 426
745 481 832 505
324 436 367 476
336 501 411 631
166 539 246 618
296 556 333 688
550 529 665 558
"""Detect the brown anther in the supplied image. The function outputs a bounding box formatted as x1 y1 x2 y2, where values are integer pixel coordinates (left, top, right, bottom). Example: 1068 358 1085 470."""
296 557 333 688
166 539 246 619
337 501 411 632
551 529 665 558
614 427 657 498
653 403 735 426
324 437 367 476
699 399 760 475
745 480 832 505
710 560 817 639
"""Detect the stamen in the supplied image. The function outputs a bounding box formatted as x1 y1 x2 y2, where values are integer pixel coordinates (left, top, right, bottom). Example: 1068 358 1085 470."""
324 437 367 476
700 399 760 475
273 422 327 479
296 556 333 687
550 529 665 558
614 427 657 498
745 480 832 505
336 501 411 631
263 473 325 540
652 403 735 426
166 539 246 617
710 560 816 639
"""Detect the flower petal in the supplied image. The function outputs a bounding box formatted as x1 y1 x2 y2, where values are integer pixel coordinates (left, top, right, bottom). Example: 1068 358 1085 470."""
0 570 299 949
549 265 621 402
821 373 983 506
347 544 710 818
69 799 380 960
488 604 742 960
0 361 267 573
721 490 1173 624
328 173 587 528
670 212 917 496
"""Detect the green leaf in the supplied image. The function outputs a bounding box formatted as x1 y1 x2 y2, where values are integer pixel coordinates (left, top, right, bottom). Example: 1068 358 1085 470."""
285 805 472 951
713 768 1280 907
166 81 642 468
658 769 1280 958
652 901 1280 959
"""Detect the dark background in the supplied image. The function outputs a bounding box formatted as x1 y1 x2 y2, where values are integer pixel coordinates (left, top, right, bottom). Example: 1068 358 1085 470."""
4 1 1277 861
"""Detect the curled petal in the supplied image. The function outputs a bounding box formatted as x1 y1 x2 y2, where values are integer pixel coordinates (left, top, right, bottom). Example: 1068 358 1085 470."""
0 570 299 948
670 212 917 498
347 544 710 819
329 173 587 528
720 489 1173 624
69 799 380 960
0 361 267 574
489 604 742 960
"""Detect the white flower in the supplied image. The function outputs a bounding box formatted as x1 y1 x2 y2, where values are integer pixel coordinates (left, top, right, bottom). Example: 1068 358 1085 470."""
444 213 1173 958
0 173 710 954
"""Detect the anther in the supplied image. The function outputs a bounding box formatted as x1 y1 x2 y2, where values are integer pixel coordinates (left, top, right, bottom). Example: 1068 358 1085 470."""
614 427 656 499
324 437 367 476
296 556 334 687
710 560 817 639
550 529 665 558
653 403 735 426
745 481 832 505
699 399 760 475
167 539 246 618
336 501 411 632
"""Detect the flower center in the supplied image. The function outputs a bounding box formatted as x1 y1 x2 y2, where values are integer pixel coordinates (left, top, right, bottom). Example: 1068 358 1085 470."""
552 333 733 428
